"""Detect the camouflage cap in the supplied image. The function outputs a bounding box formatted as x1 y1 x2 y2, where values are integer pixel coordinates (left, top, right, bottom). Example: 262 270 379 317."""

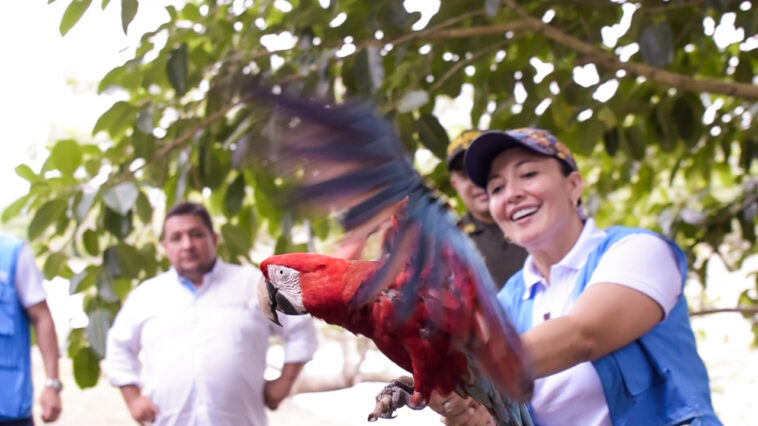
446 130 483 170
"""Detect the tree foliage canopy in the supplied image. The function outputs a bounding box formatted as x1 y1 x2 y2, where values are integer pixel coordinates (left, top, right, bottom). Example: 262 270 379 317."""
6 0 758 387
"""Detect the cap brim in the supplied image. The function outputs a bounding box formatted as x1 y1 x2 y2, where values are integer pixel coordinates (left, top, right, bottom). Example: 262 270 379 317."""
463 131 524 188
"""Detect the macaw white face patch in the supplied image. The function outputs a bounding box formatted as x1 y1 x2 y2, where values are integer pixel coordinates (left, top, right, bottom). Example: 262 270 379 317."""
266 264 306 312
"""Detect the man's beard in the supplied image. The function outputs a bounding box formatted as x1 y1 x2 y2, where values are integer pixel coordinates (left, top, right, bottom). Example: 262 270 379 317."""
177 258 217 279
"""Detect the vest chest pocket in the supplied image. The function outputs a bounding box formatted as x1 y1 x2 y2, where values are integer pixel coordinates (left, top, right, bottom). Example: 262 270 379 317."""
0 283 21 368
613 341 658 396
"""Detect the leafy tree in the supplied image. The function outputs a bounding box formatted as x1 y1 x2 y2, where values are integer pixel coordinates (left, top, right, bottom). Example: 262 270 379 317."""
5 0 757 388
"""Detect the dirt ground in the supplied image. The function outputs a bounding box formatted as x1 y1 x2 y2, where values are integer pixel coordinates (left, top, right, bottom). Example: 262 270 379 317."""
28 350 436 426
29 312 758 425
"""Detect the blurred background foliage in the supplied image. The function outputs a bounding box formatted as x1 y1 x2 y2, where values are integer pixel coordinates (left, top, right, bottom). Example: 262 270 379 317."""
3 0 757 388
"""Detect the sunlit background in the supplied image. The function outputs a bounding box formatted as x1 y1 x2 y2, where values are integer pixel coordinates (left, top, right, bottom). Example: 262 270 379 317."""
1 1 756 424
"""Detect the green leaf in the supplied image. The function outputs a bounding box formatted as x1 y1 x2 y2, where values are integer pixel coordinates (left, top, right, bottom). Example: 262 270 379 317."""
49 139 83 175
103 245 122 279
221 223 251 257
121 0 138 33
655 99 678 152
60 0 93 36
181 3 201 21
76 190 97 223
72 346 100 388
603 128 619 157
70 266 98 294
15 164 38 183
28 199 68 241
82 229 100 256
575 120 604 156
135 191 152 224
139 243 159 278
596 106 617 129
2 195 30 224
354 46 384 95
199 144 230 190
735 53 754 83
43 252 67 280
740 138 756 170
166 44 188 96
92 101 138 137
740 204 757 243
224 174 246 216
86 309 113 359
622 123 647 160
98 59 141 93
671 93 704 147
111 278 132 301
103 208 133 239
116 242 141 279
395 113 418 152
96 272 119 303
67 328 86 359
101 0 111 8
414 113 449 159
102 182 139 216
136 104 154 134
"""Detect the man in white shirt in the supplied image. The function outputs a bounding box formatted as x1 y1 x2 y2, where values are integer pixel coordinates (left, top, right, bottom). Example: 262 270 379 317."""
104 202 317 426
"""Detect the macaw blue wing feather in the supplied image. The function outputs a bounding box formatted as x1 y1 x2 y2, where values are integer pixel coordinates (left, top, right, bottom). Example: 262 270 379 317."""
252 90 533 425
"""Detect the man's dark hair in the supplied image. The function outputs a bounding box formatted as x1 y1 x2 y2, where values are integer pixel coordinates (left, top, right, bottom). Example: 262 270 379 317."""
161 202 214 239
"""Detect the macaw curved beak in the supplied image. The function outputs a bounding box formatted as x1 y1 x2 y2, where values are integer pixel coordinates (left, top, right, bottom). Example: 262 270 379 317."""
257 275 303 327
257 276 282 326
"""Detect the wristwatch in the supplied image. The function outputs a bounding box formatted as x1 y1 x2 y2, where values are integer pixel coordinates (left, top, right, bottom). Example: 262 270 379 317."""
45 378 63 392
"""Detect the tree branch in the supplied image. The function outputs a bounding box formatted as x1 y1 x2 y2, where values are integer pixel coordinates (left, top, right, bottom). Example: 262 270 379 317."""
429 39 510 93
419 22 532 41
502 0 758 99
385 10 487 47
690 306 758 317
645 0 706 14
704 186 758 229
113 92 254 183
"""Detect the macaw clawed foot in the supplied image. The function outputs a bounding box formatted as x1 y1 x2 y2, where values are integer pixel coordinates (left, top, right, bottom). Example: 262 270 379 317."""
367 376 426 422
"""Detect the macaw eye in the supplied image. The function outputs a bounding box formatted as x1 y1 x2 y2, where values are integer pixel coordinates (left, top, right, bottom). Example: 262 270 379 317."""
278 268 284 275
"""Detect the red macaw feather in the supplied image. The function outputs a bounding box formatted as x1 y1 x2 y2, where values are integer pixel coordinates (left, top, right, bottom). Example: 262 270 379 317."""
254 91 533 425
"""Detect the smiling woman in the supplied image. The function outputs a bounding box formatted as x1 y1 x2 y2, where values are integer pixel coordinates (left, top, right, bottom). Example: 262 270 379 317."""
460 128 723 426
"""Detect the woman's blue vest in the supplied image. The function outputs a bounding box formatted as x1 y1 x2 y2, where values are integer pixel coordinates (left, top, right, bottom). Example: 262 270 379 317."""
0 233 33 420
499 226 721 425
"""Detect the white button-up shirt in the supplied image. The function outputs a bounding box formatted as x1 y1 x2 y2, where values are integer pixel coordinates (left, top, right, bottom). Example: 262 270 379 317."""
520 219 682 426
104 260 318 426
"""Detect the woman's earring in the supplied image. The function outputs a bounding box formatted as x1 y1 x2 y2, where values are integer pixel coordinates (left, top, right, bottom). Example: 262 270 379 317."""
577 203 587 221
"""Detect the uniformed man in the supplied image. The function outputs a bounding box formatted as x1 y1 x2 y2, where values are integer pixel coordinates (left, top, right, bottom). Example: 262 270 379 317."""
446 130 528 288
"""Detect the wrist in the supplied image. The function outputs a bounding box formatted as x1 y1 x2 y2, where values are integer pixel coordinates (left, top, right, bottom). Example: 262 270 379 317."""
45 378 63 392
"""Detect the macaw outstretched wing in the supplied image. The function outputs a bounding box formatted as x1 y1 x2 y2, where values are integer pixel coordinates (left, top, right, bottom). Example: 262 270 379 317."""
252 91 533 411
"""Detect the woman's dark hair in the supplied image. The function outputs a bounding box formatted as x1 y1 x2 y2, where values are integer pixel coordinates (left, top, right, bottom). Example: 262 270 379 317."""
558 159 575 177
161 202 214 239
555 158 583 208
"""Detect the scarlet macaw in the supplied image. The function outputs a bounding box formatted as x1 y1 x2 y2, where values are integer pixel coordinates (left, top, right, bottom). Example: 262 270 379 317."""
253 92 533 425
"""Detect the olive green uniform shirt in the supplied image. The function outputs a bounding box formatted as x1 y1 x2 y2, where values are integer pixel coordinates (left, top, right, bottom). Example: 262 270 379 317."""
459 212 528 289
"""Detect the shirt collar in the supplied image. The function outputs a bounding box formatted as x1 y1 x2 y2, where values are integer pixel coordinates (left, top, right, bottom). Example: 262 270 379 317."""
521 218 606 299
172 258 220 296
